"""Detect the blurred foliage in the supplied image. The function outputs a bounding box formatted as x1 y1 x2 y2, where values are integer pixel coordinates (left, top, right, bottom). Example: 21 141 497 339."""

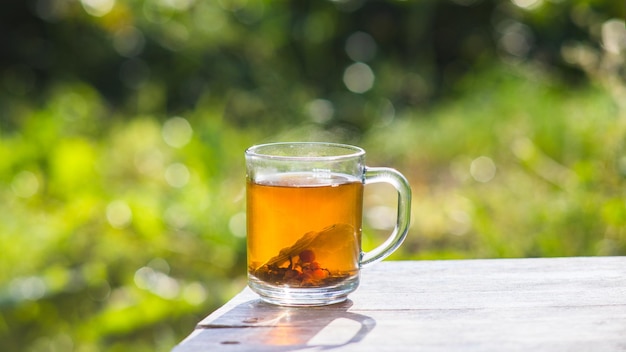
0 0 625 351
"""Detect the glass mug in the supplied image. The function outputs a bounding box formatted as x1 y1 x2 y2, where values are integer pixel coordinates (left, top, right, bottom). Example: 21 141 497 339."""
245 142 411 306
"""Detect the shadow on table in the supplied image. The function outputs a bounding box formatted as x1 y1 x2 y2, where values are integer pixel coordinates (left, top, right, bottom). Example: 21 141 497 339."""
197 299 376 351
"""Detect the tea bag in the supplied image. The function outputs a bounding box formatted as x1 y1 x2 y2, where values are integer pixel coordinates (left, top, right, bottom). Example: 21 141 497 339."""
254 223 357 286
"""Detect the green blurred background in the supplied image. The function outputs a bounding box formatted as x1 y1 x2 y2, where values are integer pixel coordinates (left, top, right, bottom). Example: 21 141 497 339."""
1 0 624 351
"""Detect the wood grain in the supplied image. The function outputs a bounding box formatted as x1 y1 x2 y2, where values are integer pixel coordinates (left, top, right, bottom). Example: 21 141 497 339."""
173 257 626 351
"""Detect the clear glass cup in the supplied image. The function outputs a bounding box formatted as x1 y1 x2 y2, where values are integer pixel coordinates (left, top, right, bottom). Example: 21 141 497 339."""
245 142 411 306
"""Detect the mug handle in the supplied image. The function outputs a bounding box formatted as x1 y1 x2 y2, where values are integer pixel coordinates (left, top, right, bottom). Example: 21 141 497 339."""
360 167 412 267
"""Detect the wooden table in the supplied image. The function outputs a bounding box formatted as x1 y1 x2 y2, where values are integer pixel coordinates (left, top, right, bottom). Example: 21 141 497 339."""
173 257 626 351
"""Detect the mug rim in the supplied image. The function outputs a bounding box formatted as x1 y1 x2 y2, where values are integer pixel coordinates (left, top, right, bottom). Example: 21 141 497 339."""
245 142 365 161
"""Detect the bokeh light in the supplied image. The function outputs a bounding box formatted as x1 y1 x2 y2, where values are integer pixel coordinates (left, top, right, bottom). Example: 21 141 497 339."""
164 204 191 229
80 0 115 17
134 266 180 299
113 26 146 58
9 276 47 301
165 163 190 188
343 62 375 93
228 212 247 238
162 117 193 148
345 31 377 62
470 156 497 183
306 99 335 124
106 200 133 229
11 171 40 198
496 20 534 58
511 0 541 10
602 19 626 54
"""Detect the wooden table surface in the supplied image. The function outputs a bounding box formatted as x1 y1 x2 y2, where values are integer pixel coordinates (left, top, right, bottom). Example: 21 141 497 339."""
172 257 626 351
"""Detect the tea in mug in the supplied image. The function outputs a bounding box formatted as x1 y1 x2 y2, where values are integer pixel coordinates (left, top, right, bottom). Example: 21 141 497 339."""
247 172 363 288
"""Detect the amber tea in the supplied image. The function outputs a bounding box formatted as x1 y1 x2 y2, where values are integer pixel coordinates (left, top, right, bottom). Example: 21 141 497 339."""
247 172 363 288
